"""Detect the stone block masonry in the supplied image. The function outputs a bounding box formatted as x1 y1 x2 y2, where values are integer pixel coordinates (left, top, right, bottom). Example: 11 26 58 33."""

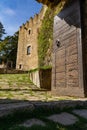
16 6 47 71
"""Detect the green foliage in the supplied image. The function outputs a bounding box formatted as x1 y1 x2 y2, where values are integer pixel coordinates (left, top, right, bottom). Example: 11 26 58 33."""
0 31 18 67
39 65 52 70
28 68 39 73
0 22 6 41
38 8 54 67
38 1 69 67
28 66 52 74
54 0 71 15
53 0 68 7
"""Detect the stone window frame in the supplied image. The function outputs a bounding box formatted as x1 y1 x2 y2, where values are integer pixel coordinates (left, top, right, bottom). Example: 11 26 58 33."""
28 28 31 35
27 45 32 55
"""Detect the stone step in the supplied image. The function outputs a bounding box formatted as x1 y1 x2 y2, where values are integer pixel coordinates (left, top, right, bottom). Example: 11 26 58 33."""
0 102 34 117
0 100 87 118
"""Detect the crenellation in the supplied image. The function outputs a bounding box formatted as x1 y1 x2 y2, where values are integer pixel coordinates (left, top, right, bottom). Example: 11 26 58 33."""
18 5 47 33
20 24 25 32
19 26 22 30
22 23 25 27
28 17 33 27
33 14 38 24
25 21 29 28
19 26 23 32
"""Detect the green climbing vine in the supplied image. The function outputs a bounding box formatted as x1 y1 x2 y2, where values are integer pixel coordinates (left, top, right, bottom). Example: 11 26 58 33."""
38 1 68 67
38 8 54 67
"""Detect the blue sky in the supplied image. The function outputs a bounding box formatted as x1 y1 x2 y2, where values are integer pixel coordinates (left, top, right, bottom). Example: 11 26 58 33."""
0 0 42 37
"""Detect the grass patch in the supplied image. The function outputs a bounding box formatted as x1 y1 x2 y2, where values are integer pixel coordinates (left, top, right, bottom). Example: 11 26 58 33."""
0 73 78 101
0 74 87 129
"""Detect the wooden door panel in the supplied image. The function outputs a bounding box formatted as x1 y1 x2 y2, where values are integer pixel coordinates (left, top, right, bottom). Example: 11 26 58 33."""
53 0 80 88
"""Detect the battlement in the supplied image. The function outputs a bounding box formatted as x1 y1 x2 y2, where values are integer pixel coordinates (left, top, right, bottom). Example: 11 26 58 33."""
19 5 47 32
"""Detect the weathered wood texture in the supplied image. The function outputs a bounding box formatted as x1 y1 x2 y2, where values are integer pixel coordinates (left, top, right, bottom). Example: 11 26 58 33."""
39 69 52 90
52 0 85 97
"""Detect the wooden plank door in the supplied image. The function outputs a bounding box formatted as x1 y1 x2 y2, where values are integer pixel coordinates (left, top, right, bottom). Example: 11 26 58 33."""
52 0 84 97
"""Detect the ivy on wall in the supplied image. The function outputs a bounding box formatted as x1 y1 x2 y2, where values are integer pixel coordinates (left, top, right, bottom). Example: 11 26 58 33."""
38 1 68 68
53 0 68 8
38 8 54 67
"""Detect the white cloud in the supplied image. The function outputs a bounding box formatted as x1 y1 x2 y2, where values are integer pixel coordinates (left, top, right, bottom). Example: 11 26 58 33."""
0 7 17 36
4 8 16 16
0 3 16 16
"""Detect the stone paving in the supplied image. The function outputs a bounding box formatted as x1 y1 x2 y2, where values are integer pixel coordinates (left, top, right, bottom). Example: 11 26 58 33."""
0 100 87 127
47 112 78 125
19 109 87 127
73 109 87 119
20 119 46 127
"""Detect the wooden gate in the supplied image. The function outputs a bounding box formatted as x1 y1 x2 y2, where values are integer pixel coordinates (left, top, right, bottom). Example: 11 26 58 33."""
52 0 84 97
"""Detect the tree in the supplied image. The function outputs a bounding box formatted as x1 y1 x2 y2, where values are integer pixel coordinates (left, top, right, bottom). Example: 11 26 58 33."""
0 31 18 68
0 22 6 41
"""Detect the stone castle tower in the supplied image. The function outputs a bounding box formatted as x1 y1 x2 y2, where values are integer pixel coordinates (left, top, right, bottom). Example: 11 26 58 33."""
16 6 47 71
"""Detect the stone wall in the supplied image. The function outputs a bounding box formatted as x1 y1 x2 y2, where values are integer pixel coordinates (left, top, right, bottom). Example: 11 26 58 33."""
29 68 52 89
16 6 47 71
29 70 40 87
